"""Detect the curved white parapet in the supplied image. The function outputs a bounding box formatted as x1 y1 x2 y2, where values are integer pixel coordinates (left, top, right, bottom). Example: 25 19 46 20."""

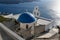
1 14 21 20
13 14 21 20
0 34 3 40
2 14 13 18
0 23 25 40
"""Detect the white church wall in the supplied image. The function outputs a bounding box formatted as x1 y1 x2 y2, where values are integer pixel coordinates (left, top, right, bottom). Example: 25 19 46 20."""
20 23 35 30
20 23 26 29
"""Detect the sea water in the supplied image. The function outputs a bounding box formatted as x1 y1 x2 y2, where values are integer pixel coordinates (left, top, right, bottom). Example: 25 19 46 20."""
0 0 60 19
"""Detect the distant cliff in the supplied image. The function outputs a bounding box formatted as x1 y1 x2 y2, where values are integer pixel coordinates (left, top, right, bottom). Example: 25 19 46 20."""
0 0 34 4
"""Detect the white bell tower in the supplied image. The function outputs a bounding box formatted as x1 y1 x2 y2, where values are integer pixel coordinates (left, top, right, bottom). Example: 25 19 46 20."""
33 6 40 18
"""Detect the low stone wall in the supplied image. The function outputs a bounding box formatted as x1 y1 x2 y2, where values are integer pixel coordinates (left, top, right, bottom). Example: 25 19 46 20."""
34 25 45 35
17 28 32 39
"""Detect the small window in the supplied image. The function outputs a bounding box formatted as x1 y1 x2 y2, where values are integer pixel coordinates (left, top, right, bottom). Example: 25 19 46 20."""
37 13 39 15
26 25 28 29
36 8 37 10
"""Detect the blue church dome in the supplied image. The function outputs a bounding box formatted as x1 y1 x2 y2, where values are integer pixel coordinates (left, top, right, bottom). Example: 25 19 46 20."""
17 12 36 23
